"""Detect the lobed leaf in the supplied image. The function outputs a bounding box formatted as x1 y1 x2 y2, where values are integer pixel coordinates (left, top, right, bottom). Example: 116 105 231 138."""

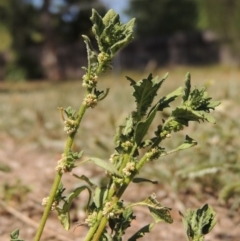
127 73 168 119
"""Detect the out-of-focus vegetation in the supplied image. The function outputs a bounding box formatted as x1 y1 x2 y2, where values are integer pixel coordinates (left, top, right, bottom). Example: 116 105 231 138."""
0 0 106 80
1 0 240 81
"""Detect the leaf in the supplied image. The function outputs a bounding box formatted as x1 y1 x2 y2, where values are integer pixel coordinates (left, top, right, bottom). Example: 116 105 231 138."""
174 135 197 152
180 204 217 241
126 73 168 119
91 9 105 37
158 86 183 111
10 229 25 241
93 187 108 208
134 104 159 145
182 72 191 102
132 177 158 184
123 115 134 136
135 194 173 224
89 157 122 177
72 173 96 188
172 106 217 125
128 223 155 241
57 186 91 230
91 9 135 55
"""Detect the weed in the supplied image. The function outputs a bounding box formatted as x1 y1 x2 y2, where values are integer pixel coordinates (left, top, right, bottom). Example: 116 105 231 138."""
9 9 220 241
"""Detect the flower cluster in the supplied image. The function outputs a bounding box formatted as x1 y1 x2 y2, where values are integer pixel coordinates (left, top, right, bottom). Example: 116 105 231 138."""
122 162 135 176
83 94 98 108
82 74 98 89
145 147 163 161
63 119 77 135
41 197 58 211
121 141 133 152
85 211 98 227
55 153 74 174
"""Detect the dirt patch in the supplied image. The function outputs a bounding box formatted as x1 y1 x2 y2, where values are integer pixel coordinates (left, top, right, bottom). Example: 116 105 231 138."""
0 135 239 241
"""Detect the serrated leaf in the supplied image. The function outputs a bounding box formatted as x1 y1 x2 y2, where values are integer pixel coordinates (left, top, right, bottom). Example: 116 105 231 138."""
172 106 216 125
132 177 158 184
89 157 122 177
57 186 91 230
128 223 155 241
127 73 167 119
135 104 159 145
93 187 108 208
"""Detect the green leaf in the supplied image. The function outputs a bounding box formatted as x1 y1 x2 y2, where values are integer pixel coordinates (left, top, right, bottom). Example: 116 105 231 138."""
91 9 105 38
93 187 108 208
123 116 134 136
172 106 217 125
91 9 135 55
128 223 155 241
127 73 168 119
135 104 159 145
10 229 25 241
89 157 122 177
174 135 197 152
158 86 183 111
180 204 217 241
57 186 91 230
132 177 158 184
182 72 191 102
135 194 173 224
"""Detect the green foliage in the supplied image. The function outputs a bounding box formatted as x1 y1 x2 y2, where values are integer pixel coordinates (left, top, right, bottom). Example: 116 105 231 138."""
56 185 91 230
9 9 220 241
126 0 198 36
197 0 240 55
180 204 216 241
9 229 25 241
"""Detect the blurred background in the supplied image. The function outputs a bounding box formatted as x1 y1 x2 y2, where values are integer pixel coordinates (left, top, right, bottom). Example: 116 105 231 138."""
0 1 240 240
0 0 240 81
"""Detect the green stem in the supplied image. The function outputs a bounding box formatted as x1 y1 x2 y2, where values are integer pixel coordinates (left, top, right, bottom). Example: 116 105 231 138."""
34 97 88 241
83 211 104 241
33 173 62 241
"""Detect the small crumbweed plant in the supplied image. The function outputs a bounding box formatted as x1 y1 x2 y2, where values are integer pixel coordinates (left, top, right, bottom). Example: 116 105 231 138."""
10 9 220 241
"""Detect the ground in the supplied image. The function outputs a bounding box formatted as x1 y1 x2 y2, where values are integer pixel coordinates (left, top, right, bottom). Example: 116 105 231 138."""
0 67 239 240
